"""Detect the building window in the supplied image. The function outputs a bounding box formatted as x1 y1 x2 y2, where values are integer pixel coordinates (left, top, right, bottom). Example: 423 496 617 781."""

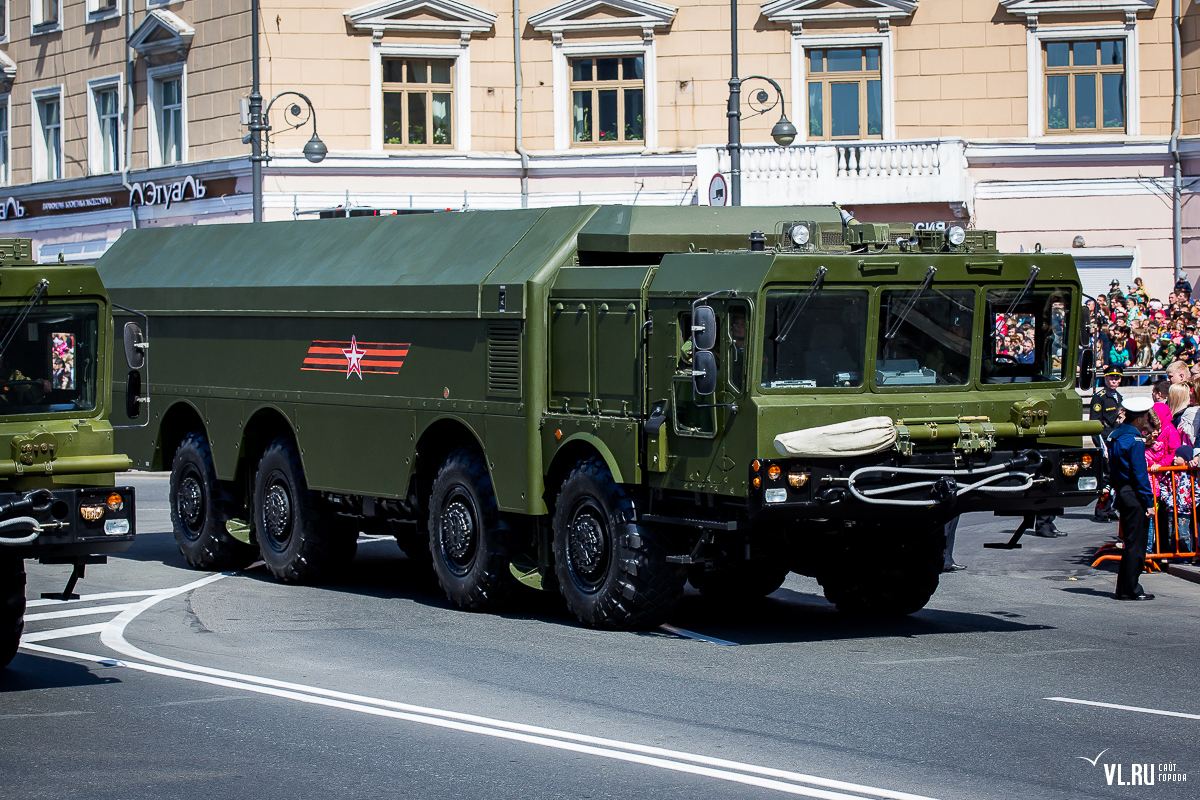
36 95 62 181
382 58 453 148
32 0 59 29
0 100 9 186
90 82 122 173
806 48 882 140
0 0 8 40
569 56 644 145
86 0 118 19
1044 40 1125 133
157 76 183 165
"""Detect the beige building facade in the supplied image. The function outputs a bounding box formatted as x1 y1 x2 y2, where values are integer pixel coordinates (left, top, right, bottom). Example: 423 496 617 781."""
0 0 1197 294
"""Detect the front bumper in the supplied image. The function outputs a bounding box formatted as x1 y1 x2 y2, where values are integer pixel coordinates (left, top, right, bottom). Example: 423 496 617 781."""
0 486 136 561
748 448 1098 521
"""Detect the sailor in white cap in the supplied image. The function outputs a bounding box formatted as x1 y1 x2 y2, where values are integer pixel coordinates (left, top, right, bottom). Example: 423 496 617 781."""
1107 395 1157 600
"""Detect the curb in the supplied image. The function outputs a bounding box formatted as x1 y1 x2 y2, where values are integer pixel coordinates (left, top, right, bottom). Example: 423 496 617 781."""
1166 563 1200 585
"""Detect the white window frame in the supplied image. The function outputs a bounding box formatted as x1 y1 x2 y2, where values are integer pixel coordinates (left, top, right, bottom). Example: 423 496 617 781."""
1026 23 1139 138
791 30 896 142
30 85 64 182
0 0 10 44
147 63 187 167
86 0 119 23
370 42 471 153
30 0 61 34
0 94 10 186
87 75 124 174
552 38 657 152
146 0 180 8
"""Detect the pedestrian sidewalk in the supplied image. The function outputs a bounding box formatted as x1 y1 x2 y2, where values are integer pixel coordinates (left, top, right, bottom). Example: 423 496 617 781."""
1166 562 1200 585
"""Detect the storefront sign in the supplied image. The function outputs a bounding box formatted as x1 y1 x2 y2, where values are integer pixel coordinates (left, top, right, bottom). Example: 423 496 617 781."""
0 176 237 220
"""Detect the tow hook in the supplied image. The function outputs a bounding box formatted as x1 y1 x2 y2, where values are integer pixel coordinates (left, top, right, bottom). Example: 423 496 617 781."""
931 476 958 505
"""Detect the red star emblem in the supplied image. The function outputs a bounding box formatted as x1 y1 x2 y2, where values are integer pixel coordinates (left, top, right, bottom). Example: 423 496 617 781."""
342 336 366 379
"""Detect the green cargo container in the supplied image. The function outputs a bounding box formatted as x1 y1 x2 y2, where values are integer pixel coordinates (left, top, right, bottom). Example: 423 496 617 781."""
98 206 1099 628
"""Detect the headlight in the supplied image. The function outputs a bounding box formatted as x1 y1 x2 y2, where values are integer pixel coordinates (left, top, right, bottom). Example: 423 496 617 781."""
1061 463 1080 478
947 226 966 246
764 488 787 503
80 504 104 522
790 224 811 246
104 519 130 535
787 470 810 488
1078 477 1098 491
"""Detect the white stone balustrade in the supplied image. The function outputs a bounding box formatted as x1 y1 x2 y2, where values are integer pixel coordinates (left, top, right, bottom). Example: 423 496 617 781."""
697 138 971 210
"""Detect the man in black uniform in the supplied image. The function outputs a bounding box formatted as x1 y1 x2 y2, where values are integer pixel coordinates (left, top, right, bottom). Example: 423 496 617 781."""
1091 365 1123 521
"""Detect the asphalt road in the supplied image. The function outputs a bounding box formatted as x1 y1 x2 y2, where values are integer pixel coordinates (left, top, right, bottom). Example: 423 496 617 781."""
3 473 1199 800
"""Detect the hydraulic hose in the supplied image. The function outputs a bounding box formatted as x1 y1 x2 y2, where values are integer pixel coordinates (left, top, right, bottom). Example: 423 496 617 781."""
0 516 42 546
847 454 1041 507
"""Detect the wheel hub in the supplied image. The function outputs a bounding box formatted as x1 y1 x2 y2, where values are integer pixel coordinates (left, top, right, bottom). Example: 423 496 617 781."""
263 480 293 548
177 473 204 538
439 490 478 575
567 504 609 592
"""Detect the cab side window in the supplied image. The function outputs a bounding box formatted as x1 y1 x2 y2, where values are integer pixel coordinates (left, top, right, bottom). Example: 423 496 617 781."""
728 304 748 393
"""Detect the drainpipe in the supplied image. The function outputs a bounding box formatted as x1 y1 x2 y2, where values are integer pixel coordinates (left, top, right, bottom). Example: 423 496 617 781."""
121 0 138 228
512 0 529 208
1172 0 1182 282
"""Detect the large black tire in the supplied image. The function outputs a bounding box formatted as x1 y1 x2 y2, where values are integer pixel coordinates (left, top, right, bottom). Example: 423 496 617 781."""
253 437 356 583
427 448 518 609
171 432 258 570
552 457 685 629
818 528 944 617
688 564 788 602
0 556 24 668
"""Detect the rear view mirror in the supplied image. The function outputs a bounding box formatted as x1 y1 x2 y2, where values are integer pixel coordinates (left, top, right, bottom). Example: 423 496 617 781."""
693 349 718 396
125 370 142 419
123 322 146 369
1078 348 1095 390
692 305 717 351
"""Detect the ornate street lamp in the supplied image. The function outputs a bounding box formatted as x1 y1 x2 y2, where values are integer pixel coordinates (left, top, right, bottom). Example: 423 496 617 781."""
726 3 796 206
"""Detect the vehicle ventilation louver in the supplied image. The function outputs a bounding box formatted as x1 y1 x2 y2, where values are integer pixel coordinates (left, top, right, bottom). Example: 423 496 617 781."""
487 321 521 397
821 231 843 247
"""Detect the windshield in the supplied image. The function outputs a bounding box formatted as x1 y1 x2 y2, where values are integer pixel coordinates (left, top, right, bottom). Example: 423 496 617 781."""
876 288 975 386
763 289 868 388
983 288 1071 383
0 303 98 415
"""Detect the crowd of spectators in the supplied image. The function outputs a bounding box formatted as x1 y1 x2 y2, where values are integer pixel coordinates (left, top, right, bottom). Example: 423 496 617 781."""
1085 276 1200 383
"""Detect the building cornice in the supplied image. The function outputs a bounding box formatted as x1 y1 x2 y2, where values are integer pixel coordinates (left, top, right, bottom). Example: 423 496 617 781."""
129 9 194 64
344 0 496 39
527 0 676 36
964 138 1173 165
761 0 916 30
999 0 1158 28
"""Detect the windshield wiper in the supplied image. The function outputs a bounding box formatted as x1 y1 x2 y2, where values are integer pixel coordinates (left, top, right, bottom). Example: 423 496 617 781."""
0 278 49 362
1004 265 1041 316
884 266 937 341
774 266 827 343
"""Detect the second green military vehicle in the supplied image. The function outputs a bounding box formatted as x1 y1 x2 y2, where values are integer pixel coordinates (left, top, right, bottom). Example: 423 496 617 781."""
96 206 1099 629
0 239 138 667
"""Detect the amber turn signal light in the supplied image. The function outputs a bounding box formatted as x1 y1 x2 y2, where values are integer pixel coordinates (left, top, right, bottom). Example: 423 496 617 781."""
752 476 761 488
767 465 781 481
751 460 761 472
106 493 123 512
1081 454 1093 467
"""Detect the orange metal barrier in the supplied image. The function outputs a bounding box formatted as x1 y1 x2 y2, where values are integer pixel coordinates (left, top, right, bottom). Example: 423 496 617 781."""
1091 465 1199 571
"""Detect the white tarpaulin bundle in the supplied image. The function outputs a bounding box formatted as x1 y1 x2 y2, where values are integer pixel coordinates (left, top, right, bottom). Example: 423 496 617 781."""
773 416 897 458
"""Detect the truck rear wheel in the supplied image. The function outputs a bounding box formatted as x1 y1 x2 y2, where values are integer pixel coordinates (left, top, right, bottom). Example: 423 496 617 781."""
688 564 788 602
818 528 943 617
253 437 356 583
427 447 517 609
0 556 24 668
171 432 258 571
552 458 685 629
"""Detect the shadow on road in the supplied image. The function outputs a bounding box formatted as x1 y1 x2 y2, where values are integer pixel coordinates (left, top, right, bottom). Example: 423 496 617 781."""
1 653 121 693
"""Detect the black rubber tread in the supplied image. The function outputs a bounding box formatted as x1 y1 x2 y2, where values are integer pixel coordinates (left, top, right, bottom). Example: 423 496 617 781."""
688 563 789 602
818 528 944 617
395 529 434 568
427 447 518 609
552 457 685 630
253 438 357 584
170 432 258 571
0 556 24 668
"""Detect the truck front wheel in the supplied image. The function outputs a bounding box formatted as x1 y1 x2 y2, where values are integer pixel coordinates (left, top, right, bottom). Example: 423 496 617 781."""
688 564 788 602
818 527 944 617
0 556 24 668
171 433 258 571
253 438 356 583
552 458 685 629
427 447 517 609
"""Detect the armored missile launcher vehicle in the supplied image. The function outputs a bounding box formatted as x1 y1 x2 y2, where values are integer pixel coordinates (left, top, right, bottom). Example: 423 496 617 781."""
0 239 138 667
96 206 1099 628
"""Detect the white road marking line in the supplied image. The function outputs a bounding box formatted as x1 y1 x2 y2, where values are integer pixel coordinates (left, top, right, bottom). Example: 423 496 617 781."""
24 604 134 622
21 623 108 642
658 624 739 646
869 657 975 666
24 639 935 800
27 590 161 608
1046 696 1200 721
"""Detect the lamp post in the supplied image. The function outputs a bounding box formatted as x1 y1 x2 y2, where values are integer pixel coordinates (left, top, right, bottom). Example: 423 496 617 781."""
726 0 797 206
248 0 326 222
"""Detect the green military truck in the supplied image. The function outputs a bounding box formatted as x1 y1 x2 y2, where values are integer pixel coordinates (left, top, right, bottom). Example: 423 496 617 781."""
0 239 139 667
96 206 1099 629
